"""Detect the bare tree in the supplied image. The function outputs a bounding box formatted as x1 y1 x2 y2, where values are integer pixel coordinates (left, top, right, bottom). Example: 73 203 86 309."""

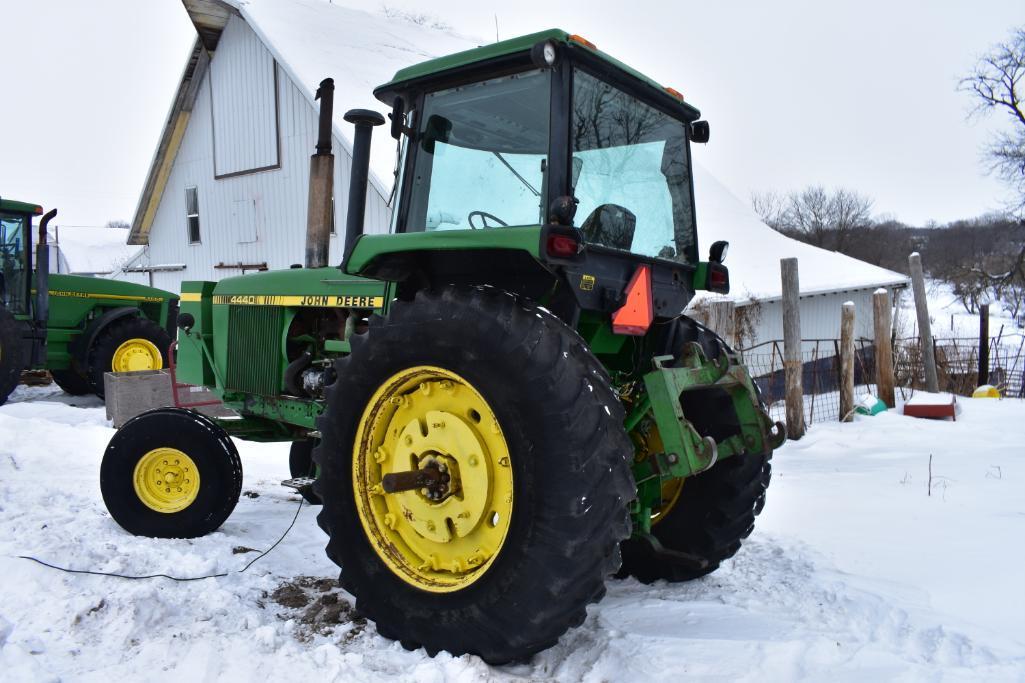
752 185 873 249
104 220 130 230
830 188 875 251
959 27 1025 215
750 191 786 231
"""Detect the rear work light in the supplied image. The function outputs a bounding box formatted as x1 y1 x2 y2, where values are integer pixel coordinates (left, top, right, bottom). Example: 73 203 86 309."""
546 233 581 258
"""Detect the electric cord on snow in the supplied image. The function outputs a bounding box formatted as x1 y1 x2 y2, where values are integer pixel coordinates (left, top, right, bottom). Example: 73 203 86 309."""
16 496 305 582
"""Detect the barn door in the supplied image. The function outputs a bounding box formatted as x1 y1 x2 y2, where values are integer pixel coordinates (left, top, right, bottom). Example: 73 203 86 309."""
232 198 258 243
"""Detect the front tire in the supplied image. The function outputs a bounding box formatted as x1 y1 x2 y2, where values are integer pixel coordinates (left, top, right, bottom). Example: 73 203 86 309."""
289 440 321 504
101 408 243 538
313 287 634 663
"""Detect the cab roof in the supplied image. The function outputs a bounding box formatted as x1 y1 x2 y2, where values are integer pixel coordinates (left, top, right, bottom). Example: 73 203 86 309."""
374 28 701 120
0 198 43 215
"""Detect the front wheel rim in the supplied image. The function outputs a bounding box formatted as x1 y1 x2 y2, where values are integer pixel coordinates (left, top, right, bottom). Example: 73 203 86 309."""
133 447 200 513
352 366 513 593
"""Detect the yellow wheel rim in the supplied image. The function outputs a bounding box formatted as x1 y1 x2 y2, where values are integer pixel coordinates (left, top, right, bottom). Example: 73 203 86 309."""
631 420 685 526
353 366 513 593
112 338 163 373
133 447 201 513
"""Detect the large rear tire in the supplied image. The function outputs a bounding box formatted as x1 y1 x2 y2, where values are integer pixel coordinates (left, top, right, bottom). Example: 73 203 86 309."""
0 309 26 406
619 316 773 583
87 316 171 398
101 407 243 538
313 287 634 663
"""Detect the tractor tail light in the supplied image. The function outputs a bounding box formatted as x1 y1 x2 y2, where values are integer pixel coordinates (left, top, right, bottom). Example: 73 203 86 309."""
546 233 581 259
708 263 730 294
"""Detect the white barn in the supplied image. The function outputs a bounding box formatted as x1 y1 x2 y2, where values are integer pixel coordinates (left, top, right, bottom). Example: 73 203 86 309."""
116 0 907 347
117 0 473 288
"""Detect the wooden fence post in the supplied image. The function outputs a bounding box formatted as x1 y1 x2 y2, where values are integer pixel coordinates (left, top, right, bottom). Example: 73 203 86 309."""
979 303 990 386
706 300 737 348
908 252 939 392
781 258 805 438
840 302 855 422
873 289 896 407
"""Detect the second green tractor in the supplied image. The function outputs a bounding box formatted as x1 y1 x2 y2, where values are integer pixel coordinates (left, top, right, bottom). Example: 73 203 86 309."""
101 30 784 663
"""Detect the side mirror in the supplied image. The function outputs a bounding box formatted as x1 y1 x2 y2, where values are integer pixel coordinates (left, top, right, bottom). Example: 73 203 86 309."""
691 120 710 144
709 240 728 264
421 114 452 154
389 97 405 140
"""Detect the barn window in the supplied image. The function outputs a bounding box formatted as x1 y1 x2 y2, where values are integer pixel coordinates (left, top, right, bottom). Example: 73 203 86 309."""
185 186 201 244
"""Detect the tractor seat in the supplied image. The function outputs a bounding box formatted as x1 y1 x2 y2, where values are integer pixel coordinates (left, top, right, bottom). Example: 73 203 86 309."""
580 204 636 251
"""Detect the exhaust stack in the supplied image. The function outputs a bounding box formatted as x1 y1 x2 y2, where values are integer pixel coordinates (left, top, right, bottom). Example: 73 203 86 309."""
35 208 57 365
341 108 385 265
305 78 335 269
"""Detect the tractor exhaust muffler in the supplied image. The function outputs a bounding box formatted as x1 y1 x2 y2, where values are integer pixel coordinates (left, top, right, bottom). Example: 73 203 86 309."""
305 78 335 269
34 208 57 365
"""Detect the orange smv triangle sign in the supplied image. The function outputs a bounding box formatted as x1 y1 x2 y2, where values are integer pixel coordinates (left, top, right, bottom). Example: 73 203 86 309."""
611 265 653 335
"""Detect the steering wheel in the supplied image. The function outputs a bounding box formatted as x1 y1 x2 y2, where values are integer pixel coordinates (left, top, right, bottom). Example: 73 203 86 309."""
467 211 509 230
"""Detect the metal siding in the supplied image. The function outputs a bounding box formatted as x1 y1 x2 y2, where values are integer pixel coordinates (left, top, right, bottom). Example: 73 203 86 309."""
116 17 392 294
737 287 895 351
210 15 279 176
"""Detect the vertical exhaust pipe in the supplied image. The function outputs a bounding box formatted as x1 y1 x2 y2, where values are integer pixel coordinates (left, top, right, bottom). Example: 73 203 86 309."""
305 78 335 269
35 208 57 365
341 108 385 266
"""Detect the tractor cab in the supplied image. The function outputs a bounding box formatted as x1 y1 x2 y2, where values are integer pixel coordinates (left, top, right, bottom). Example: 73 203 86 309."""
0 198 41 316
354 29 727 325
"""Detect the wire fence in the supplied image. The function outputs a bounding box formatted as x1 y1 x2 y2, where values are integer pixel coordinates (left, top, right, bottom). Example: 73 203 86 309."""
739 336 1025 425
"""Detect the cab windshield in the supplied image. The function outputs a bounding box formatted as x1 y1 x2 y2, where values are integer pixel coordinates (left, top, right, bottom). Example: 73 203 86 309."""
0 212 29 315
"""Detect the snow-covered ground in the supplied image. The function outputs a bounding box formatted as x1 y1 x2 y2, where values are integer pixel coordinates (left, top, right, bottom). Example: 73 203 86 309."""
1 385 1023 681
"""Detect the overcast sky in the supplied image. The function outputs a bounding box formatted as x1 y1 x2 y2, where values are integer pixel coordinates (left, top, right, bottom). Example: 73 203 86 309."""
0 0 1021 230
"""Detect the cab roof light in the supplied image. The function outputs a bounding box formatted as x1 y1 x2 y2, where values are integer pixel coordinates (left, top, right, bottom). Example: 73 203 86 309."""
664 87 685 101
568 34 597 50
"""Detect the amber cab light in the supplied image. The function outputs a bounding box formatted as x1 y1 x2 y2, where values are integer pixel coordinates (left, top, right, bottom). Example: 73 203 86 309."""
568 34 597 50
664 87 685 101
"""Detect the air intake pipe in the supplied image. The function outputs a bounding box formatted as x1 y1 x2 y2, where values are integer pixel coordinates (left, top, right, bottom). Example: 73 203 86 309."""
305 78 335 269
35 208 57 365
341 108 385 266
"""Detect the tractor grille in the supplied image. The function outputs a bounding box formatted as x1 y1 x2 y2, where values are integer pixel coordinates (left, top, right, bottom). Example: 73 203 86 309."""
225 305 284 396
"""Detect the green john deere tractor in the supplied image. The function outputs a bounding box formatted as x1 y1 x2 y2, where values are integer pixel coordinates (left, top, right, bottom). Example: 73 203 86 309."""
0 197 178 405
100 30 785 662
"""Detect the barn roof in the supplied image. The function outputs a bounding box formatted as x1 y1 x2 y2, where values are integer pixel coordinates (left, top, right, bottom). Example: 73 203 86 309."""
131 0 908 300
